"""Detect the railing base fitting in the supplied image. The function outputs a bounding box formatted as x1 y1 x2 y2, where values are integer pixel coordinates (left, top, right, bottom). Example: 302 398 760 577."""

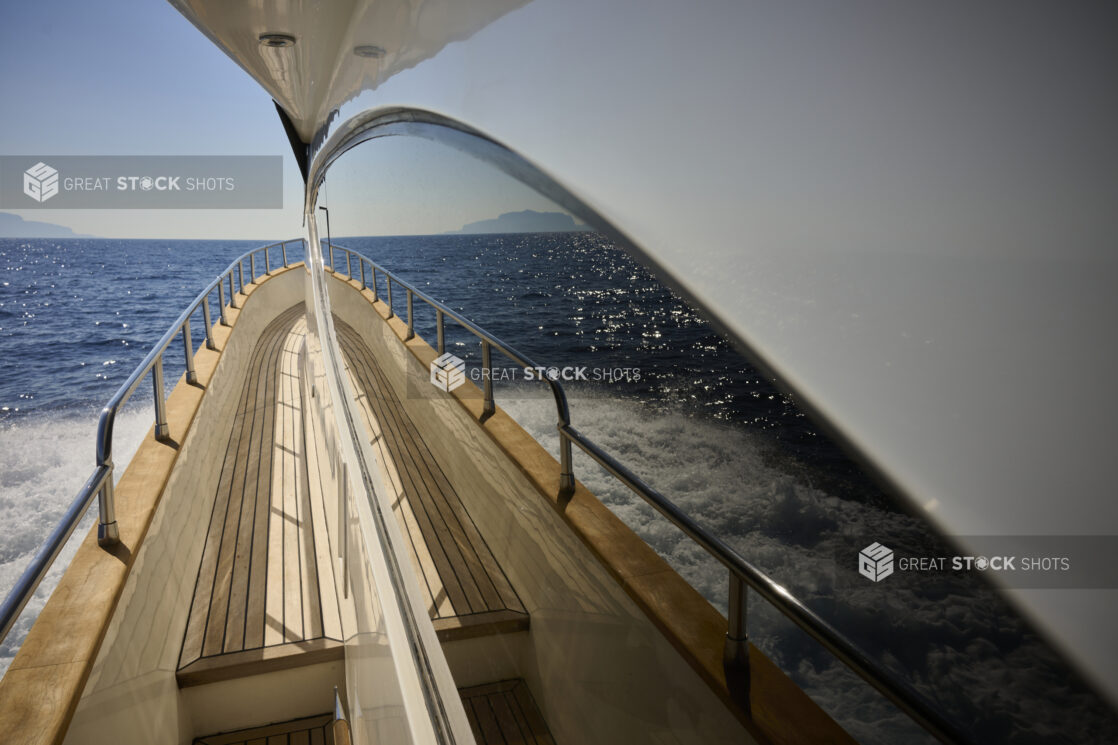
97 521 120 548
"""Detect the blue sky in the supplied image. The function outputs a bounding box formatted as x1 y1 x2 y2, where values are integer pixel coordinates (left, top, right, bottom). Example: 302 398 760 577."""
0 0 554 238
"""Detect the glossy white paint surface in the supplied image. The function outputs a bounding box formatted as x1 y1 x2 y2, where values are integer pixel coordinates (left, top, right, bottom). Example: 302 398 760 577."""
171 0 1118 701
304 213 475 745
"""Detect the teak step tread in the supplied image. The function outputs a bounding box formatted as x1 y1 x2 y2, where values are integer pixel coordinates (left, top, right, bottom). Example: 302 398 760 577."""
460 679 557 745
335 318 529 642
193 713 333 745
177 637 345 688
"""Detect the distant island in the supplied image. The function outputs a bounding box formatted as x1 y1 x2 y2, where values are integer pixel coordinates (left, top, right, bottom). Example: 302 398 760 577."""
0 212 93 238
450 210 591 235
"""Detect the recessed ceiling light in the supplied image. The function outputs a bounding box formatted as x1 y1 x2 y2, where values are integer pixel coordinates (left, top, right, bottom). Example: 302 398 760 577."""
353 45 385 59
259 34 296 48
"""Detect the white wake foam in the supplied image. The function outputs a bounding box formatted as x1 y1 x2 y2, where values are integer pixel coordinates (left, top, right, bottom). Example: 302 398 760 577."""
0 406 152 675
498 388 1111 744
1 391 1108 742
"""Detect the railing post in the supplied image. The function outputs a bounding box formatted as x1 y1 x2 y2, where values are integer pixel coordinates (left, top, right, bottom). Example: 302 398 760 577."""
406 289 415 340
371 267 378 302
558 429 575 498
97 474 119 546
724 572 751 711
264 245 271 274
238 261 245 294
250 252 256 283
283 241 290 267
327 243 334 270
481 340 495 420
345 249 352 279
201 296 216 350
227 272 237 310
436 309 445 354
152 355 169 441
359 259 366 289
182 319 197 385
386 277 394 318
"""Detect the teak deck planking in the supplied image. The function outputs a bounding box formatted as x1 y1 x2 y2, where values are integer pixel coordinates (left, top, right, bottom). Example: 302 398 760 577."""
179 306 345 675
179 305 527 684
459 679 557 745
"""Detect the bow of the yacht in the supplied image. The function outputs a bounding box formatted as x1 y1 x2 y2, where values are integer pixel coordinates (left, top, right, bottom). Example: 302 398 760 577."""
0 234 855 744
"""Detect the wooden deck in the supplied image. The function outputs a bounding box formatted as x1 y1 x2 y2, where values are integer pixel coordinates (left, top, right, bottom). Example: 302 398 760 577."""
336 318 528 641
179 305 353 685
459 680 557 745
179 304 527 686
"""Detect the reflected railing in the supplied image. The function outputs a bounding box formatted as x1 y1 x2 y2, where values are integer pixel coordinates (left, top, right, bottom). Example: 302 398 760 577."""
325 241 576 495
324 241 973 745
311 227 470 743
0 239 306 646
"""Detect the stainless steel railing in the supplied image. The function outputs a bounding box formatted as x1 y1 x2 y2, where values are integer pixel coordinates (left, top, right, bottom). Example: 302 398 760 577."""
325 241 972 745
0 239 306 646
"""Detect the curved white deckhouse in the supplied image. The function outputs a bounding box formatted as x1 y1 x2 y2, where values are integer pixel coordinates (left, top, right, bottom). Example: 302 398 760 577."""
168 0 1118 699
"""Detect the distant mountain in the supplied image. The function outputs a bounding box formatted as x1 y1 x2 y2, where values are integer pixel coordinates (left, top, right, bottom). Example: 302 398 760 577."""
0 212 93 238
451 210 590 234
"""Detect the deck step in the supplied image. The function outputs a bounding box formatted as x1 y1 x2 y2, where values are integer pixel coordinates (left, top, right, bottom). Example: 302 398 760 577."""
177 637 345 688
192 681 554 744
459 679 557 745
193 712 333 745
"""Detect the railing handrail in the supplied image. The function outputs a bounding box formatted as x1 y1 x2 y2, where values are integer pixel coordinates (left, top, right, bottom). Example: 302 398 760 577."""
95 239 302 466
0 239 306 647
324 240 972 745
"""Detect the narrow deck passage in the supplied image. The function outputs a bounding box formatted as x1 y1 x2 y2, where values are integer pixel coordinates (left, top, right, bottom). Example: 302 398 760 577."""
334 318 529 641
179 305 353 684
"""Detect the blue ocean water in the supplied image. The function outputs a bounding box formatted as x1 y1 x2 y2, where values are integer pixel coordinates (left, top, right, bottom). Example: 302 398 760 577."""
0 238 275 420
0 235 1113 743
